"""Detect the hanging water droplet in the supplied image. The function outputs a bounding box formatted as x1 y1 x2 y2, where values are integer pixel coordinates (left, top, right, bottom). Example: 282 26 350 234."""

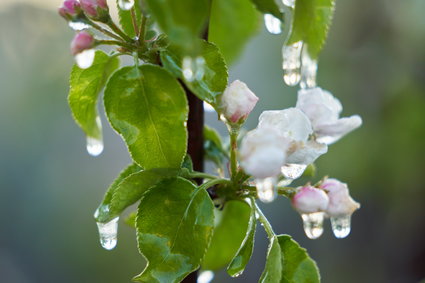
86 136 104 156
68 21 90 31
282 0 295 8
197 270 214 283
300 48 318 89
301 212 325 239
203 101 215 112
256 177 277 203
282 41 303 86
96 217 119 250
118 0 134 10
264 14 282 34
182 56 205 82
230 271 243 278
330 214 351 238
75 49 95 69
281 163 307 180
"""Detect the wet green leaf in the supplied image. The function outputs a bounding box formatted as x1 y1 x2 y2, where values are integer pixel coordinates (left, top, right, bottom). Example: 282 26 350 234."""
134 177 214 283
209 0 261 64
227 200 257 277
287 0 336 58
104 65 188 169
259 236 283 282
204 125 227 167
278 235 320 283
251 0 283 19
68 50 119 141
144 0 210 50
117 0 143 38
160 40 228 105
202 200 251 271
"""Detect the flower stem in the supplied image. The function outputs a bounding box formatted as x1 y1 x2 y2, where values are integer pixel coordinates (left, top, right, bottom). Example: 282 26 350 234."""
229 126 239 181
96 40 134 50
188 172 219 180
88 21 123 41
130 8 139 36
107 19 134 42
254 201 275 239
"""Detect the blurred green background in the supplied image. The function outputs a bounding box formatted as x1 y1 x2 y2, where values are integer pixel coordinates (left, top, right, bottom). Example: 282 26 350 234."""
1 0 424 282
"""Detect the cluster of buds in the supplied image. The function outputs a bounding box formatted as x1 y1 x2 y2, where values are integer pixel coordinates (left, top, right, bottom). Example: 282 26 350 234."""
292 178 360 239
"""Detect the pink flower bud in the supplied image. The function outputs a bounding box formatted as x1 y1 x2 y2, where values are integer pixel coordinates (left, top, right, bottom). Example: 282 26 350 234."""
58 0 81 20
320 178 360 217
292 186 329 214
71 31 95 56
80 0 109 21
221 80 259 124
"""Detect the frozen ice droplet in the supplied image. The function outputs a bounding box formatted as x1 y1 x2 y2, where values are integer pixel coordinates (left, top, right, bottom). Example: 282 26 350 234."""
281 163 307 180
256 177 277 203
301 212 325 239
75 49 95 69
197 270 214 283
203 102 215 112
331 215 351 238
118 0 134 10
86 136 104 156
282 0 295 8
68 21 90 31
96 217 119 250
300 47 317 89
282 41 303 86
182 56 205 82
264 14 282 34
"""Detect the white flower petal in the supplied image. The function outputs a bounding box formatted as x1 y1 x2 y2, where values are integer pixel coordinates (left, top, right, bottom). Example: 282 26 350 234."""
315 115 362 144
221 80 259 123
320 178 360 217
286 140 328 165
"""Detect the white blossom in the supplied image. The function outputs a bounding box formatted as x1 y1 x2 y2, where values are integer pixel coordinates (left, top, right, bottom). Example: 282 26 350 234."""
221 80 259 123
320 178 360 217
296 87 362 144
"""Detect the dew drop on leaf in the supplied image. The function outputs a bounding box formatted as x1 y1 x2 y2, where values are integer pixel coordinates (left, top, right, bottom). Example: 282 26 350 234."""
118 0 134 11
281 163 307 180
182 56 205 82
301 212 325 239
282 0 295 8
300 48 318 89
264 14 282 35
96 217 119 250
331 215 351 238
68 21 90 31
282 41 303 86
256 177 277 203
86 136 104 156
75 49 95 69
197 270 214 283
203 102 215 112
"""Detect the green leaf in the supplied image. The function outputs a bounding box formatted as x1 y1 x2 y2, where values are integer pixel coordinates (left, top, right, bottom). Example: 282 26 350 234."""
117 0 143 38
160 40 228 105
134 177 214 283
251 0 283 19
278 235 320 283
144 0 209 51
68 50 119 140
204 125 227 167
209 0 261 64
104 65 188 169
287 0 336 59
227 200 257 277
202 200 251 271
259 236 283 282
94 163 142 223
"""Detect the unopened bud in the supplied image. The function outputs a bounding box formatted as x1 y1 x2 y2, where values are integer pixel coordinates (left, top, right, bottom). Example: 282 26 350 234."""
221 80 259 124
80 0 109 22
292 186 329 214
58 0 82 21
320 178 360 217
71 31 95 56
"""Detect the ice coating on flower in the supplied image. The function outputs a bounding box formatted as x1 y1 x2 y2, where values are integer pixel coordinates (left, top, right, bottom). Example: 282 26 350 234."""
296 87 362 144
80 0 109 20
71 31 95 55
239 127 289 179
58 0 81 20
320 178 360 217
221 80 259 123
258 108 327 166
292 186 329 214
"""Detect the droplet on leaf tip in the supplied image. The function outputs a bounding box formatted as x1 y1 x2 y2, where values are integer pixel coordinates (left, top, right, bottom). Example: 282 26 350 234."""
182 56 205 82
75 49 95 69
256 177 277 203
264 14 282 35
301 212 325 239
86 136 104 156
118 0 134 10
282 41 303 86
96 217 119 250
197 270 214 283
300 48 318 89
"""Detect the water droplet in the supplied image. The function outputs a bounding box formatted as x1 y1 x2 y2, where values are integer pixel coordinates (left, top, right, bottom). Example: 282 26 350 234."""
331 215 351 238
300 48 317 89
182 56 205 82
68 21 90 31
96 217 119 250
281 163 307 180
282 41 303 86
118 0 134 10
197 270 214 283
231 271 243 278
203 101 215 112
256 177 277 203
301 212 325 239
86 136 104 156
75 49 95 69
282 0 295 8
264 14 282 34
